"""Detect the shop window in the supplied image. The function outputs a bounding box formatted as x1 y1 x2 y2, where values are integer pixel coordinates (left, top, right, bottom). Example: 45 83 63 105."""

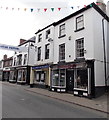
60 69 65 86
17 69 27 82
52 70 59 86
59 43 65 61
34 71 45 84
76 15 84 31
76 38 84 58
52 69 66 87
75 69 88 90
45 44 50 59
17 70 22 81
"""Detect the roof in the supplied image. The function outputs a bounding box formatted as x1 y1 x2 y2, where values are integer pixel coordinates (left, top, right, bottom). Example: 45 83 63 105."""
54 2 109 26
35 2 109 34
18 36 35 46
35 23 55 34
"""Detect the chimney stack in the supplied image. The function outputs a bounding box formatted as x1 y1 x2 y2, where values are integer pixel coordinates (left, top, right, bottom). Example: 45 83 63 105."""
3 54 7 60
96 0 106 13
19 39 26 45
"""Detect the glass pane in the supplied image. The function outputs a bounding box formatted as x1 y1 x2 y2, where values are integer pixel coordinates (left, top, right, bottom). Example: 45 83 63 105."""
60 69 65 86
52 70 59 86
76 69 88 89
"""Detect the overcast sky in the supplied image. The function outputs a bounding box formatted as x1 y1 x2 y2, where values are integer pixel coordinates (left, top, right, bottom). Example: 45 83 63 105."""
0 0 108 60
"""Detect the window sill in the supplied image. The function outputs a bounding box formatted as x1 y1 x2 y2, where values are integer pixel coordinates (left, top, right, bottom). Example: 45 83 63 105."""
58 34 66 38
74 27 85 32
74 88 87 91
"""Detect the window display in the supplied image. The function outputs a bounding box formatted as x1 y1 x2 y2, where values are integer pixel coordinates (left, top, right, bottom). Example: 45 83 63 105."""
52 69 66 87
75 69 88 90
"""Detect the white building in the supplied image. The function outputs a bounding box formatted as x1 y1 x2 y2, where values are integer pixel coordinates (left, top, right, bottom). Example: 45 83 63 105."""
9 37 36 84
51 2 109 97
30 2 109 98
30 24 55 89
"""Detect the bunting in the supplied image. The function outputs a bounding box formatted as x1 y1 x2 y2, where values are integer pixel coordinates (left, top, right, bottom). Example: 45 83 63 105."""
0 3 102 13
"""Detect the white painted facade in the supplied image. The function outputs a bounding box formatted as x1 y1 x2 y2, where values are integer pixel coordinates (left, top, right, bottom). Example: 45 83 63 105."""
53 6 109 88
34 25 54 65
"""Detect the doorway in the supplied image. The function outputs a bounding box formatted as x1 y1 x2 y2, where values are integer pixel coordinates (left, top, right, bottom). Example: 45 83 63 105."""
66 69 74 93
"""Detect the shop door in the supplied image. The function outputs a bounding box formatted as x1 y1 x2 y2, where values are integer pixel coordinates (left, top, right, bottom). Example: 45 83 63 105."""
66 70 74 92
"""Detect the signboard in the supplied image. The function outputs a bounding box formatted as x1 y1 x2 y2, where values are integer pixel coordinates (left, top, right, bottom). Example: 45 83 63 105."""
0 43 27 52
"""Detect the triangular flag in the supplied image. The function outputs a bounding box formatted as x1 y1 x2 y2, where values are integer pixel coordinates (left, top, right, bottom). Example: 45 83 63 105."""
58 8 61 11
77 6 80 9
37 8 40 12
44 8 47 12
51 8 54 11
31 8 33 12
71 6 74 9
84 5 87 8
24 8 27 11
90 4 93 7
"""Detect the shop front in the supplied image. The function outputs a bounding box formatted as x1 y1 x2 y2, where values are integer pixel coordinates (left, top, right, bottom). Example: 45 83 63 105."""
17 66 31 84
9 67 17 83
51 60 95 98
2 68 10 81
32 64 51 89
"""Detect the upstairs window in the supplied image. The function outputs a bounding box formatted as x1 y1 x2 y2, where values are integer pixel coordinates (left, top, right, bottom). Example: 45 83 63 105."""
45 44 50 59
76 15 84 31
37 47 41 61
76 38 84 58
46 29 50 39
59 43 65 61
17 54 22 65
23 54 27 65
38 34 42 42
14 58 16 66
59 24 65 37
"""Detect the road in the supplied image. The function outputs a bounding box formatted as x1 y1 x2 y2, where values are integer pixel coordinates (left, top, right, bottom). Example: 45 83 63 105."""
1 82 108 119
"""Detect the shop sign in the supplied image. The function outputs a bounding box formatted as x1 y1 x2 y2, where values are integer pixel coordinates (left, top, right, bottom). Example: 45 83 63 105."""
52 62 87 69
32 65 49 70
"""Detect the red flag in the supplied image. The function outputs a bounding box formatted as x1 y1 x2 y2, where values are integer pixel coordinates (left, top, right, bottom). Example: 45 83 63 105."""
44 8 47 12
58 8 61 11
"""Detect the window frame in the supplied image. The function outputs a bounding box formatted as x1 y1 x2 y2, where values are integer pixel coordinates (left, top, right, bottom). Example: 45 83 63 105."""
76 38 84 58
37 47 41 61
59 43 65 61
46 29 50 39
59 23 66 38
38 34 42 42
45 44 50 59
76 15 84 31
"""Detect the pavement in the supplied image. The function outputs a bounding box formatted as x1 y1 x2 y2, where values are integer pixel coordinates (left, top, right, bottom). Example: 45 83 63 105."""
1 81 109 114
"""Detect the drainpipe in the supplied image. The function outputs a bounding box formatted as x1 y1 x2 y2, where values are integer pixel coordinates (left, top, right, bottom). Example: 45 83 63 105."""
102 18 107 92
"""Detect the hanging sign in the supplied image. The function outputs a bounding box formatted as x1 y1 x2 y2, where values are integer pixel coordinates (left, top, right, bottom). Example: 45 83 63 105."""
0 43 27 52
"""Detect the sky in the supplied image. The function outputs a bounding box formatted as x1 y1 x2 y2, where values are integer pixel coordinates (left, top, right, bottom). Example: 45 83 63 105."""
0 0 108 60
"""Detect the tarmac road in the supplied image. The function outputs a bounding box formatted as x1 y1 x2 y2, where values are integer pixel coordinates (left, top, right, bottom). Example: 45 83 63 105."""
1 82 108 119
